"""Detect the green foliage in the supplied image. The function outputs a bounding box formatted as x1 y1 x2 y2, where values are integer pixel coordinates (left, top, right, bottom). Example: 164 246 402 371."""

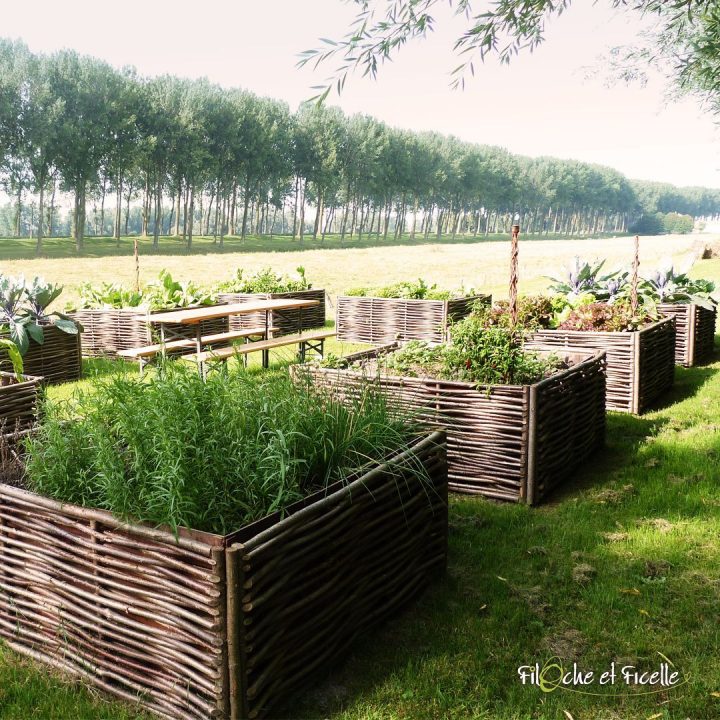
474 295 562 330
24 366 421 535
72 271 212 311
641 266 717 308
380 319 558 386
662 212 694 234
628 213 665 235
346 279 468 300
0 272 77 355
217 266 311 294
74 282 144 310
0 336 23 379
558 301 659 332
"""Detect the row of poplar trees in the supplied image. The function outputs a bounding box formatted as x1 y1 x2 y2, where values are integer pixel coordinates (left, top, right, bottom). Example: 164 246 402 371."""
2 38 719 254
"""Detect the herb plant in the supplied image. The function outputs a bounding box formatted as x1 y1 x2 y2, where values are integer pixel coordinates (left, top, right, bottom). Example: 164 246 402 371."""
217 266 312 294
344 278 473 300
24 366 422 535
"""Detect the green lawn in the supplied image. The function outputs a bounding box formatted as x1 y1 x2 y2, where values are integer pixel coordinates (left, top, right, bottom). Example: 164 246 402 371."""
0 254 718 719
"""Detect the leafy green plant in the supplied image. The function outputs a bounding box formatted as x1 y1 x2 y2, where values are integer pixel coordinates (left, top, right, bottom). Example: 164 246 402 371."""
24 366 422 535
376 318 559 387
0 274 79 356
548 258 626 304
345 278 472 300
558 301 658 332
73 282 144 310
641 266 717 309
143 270 213 311
0 335 24 380
217 266 312 294
473 295 564 330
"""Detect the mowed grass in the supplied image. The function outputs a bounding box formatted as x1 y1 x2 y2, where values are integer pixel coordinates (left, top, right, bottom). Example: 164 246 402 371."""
0 245 718 719
0 232 707 309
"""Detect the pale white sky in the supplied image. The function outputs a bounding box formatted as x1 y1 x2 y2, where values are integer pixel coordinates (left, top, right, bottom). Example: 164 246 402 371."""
3 0 720 188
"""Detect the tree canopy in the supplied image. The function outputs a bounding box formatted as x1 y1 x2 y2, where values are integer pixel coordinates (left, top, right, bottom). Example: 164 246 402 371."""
0 39 718 251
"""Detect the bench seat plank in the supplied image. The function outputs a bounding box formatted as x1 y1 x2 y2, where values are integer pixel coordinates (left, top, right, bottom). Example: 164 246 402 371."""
183 330 336 364
118 327 276 359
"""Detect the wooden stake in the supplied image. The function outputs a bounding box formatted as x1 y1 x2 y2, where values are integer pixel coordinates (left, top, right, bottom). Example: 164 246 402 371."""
509 224 520 325
631 234 639 314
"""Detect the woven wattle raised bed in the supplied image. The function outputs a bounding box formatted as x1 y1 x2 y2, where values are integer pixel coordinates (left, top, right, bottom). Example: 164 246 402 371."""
529 317 676 414
70 307 230 358
658 303 717 367
216 289 326 335
295 346 605 504
0 372 42 433
0 431 447 720
335 294 491 345
0 324 82 384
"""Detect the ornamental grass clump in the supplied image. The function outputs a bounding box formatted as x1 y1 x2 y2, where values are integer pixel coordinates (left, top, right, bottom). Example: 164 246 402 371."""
23 366 421 535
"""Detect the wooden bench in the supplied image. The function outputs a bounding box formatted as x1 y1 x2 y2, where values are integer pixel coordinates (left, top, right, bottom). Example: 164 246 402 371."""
183 329 336 373
118 327 276 371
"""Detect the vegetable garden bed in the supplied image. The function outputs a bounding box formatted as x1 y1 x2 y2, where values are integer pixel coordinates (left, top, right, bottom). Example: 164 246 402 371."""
70 306 230 358
216 289 326 335
336 294 491 344
0 431 447 720
658 303 717 367
296 346 605 503
0 324 82 384
0 372 41 433
529 317 675 414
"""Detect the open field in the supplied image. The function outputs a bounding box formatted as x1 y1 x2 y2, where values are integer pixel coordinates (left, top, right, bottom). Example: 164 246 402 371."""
0 232 708 309
0 241 718 719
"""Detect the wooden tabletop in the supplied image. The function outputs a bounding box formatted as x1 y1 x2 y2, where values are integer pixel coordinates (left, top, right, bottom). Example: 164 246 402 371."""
147 298 320 325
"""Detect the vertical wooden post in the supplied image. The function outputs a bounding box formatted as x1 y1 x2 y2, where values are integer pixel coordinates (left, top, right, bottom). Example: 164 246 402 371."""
227 544 249 720
133 237 140 292
509 224 520 325
630 234 640 315
213 547 231 720
526 384 538 505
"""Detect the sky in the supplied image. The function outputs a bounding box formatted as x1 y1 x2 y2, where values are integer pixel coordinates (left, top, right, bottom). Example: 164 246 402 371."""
2 0 720 189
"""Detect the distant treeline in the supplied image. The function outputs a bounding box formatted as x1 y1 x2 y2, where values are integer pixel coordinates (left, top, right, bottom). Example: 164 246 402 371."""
1 38 718 252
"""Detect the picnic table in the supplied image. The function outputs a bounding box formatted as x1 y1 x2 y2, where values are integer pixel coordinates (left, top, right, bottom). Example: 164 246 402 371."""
144 298 325 372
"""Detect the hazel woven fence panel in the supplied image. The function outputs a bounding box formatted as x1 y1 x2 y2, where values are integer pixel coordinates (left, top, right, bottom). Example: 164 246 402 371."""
0 324 82 384
335 294 491 345
0 373 41 433
529 317 675 414
70 308 230 358
216 290 326 336
226 431 447 718
295 347 605 504
659 303 717 367
0 432 447 719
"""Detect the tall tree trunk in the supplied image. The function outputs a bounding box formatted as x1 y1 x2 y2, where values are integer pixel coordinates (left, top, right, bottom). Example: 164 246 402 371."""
35 177 45 256
313 190 323 240
74 179 86 252
99 172 108 236
292 176 300 240
114 172 123 243
241 178 251 240
124 187 132 236
174 185 182 236
186 185 194 249
14 184 22 238
141 174 150 237
48 178 56 239
153 177 162 248
230 182 237 235
299 182 306 242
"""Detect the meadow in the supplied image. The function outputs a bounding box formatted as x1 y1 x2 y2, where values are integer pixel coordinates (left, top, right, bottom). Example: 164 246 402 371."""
0 233 718 719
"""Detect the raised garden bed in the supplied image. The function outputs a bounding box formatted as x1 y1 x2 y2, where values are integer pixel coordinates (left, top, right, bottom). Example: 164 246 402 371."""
336 294 491 344
216 289 326 335
70 306 230 358
0 324 82 384
295 346 605 503
0 372 42 433
658 303 717 367
529 317 675 414
0 431 447 720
